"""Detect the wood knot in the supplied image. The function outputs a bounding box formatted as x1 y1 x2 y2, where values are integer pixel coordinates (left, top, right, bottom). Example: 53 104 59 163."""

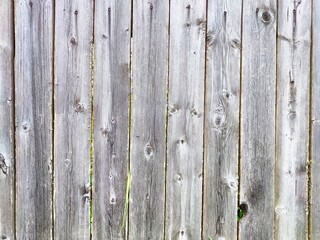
177 138 186 145
75 103 84 113
70 36 77 45
191 108 201 117
261 11 272 22
0 153 7 175
212 108 226 130
22 123 30 132
82 183 91 203
64 159 71 167
169 104 179 116
230 39 241 49
74 10 78 15
175 173 183 182
110 197 116 205
257 8 274 24
144 144 154 159
222 89 231 101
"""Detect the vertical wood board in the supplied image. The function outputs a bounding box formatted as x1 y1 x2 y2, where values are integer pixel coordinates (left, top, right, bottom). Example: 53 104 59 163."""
203 0 242 239
240 1 277 239
93 0 131 239
54 1 93 239
15 1 53 239
275 0 311 239
166 0 206 239
129 0 169 239
0 1 14 239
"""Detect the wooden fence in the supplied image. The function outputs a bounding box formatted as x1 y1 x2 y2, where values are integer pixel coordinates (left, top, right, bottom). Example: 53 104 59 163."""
0 0 318 239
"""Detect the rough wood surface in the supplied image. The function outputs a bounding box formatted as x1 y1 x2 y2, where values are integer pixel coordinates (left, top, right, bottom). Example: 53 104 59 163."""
129 0 169 239
0 1 14 239
93 0 131 239
165 1 206 239
14 1 53 239
54 1 93 239
275 1 311 239
239 1 277 239
203 1 242 239
312 0 320 238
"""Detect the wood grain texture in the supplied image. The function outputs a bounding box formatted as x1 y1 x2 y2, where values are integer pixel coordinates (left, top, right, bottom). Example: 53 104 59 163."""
203 1 242 239
312 0 320 238
239 1 276 239
166 1 206 239
93 0 131 239
54 1 93 239
0 1 14 239
275 1 311 239
15 1 53 239
129 0 169 239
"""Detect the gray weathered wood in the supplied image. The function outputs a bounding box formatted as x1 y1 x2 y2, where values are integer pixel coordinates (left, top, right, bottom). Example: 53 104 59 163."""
93 0 131 239
275 1 311 239
129 0 169 239
166 1 206 239
54 1 93 239
312 0 320 238
239 1 276 239
15 1 53 239
0 1 14 239
203 0 242 239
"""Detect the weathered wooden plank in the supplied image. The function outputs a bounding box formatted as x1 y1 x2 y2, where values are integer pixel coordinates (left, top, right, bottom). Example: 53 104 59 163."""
14 1 53 239
239 1 277 239
203 0 242 239
312 0 320 238
129 0 169 239
54 1 93 239
0 1 14 239
275 1 311 239
93 0 131 239
165 1 206 239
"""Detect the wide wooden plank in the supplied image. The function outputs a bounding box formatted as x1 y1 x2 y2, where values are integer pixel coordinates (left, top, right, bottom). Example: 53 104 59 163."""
14 1 53 239
166 1 206 239
312 0 320 238
275 1 311 239
203 0 242 239
240 1 277 239
93 0 131 239
0 1 14 239
54 1 93 239
129 0 169 238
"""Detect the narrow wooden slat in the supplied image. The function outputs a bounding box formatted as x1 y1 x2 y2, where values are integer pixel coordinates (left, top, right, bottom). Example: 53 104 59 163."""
93 0 131 239
54 1 93 238
0 1 14 239
203 0 242 239
240 1 276 239
312 0 320 238
129 0 169 238
166 1 206 239
275 1 311 239
15 1 53 239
